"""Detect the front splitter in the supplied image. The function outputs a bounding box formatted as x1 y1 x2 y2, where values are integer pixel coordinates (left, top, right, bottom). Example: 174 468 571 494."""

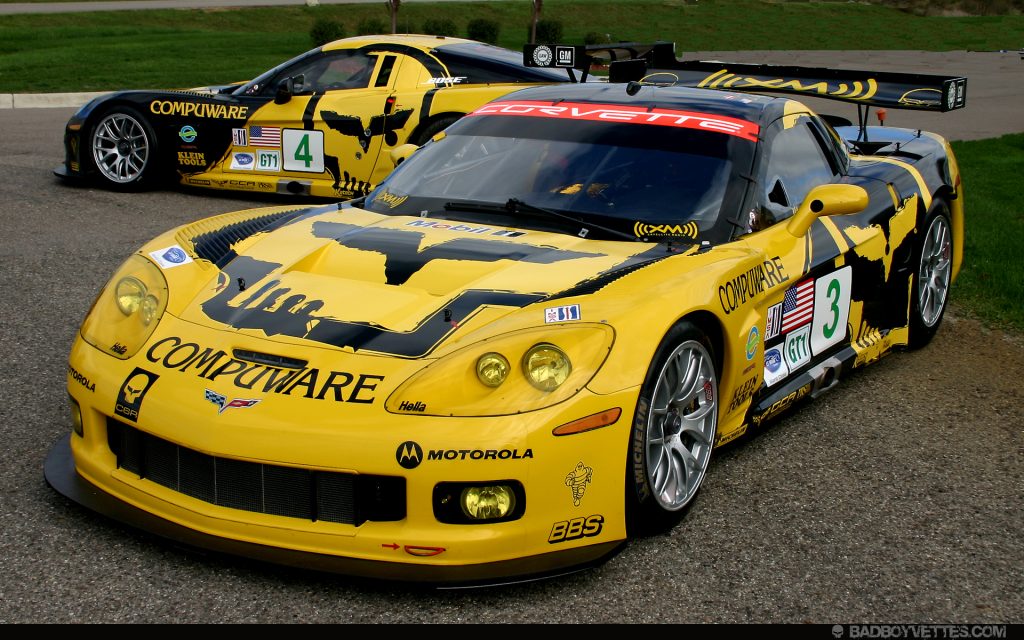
44 434 623 587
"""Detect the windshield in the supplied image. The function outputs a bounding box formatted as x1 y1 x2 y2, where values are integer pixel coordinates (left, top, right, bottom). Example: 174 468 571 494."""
365 102 756 242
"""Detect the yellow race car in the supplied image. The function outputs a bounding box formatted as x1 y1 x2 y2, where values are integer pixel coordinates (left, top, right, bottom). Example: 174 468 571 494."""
47 60 966 585
54 35 578 199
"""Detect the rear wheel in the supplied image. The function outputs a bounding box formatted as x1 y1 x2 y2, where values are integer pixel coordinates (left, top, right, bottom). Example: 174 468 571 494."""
908 200 952 348
89 108 157 189
626 321 719 535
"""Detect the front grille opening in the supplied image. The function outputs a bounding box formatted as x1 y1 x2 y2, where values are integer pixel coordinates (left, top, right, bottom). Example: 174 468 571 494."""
106 418 405 525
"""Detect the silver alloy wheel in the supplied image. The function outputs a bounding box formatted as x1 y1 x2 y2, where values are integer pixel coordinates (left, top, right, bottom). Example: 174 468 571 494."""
92 112 150 184
918 214 952 328
645 339 717 511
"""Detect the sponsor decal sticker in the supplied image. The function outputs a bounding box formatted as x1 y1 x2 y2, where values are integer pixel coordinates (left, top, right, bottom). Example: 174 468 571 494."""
68 365 95 392
548 515 603 544
784 325 812 370
231 152 255 170
178 125 197 143
545 304 581 324
423 76 467 85
204 389 260 414
765 302 783 340
397 400 426 412
810 266 852 356
727 376 758 413
150 100 248 120
763 346 789 387
393 440 534 468
110 343 128 355
715 424 747 447
396 441 423 469
114 368 158 423
469 100 760 141
745 326 759 360
752 383 813 426
255 150 280 172
532 45 553 66
718 257 789 314
177 151 205 167
556 46 575 67
564 461 593 507
149 245 193 269
146 336 384 404
780 278 814 333
375 189 409 209
231 128 248 146
249 125 281 148
405 219 526 237
633 220 698 240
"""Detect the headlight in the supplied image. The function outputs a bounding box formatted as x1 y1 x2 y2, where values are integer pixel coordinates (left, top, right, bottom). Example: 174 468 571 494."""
80 255 169 359
522 343 571 391
386 324 613 417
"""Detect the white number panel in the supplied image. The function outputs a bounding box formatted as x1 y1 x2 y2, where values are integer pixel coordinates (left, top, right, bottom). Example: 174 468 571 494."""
283 129 324 173
811 265 852 356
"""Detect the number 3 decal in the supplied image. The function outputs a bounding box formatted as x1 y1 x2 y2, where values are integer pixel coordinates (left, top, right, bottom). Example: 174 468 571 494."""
810 266 852 356
283 129 325 173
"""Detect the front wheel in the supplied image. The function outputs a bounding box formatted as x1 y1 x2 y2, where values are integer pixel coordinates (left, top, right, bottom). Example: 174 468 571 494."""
626 321 719 535
908 200 953 348
410 115 460 146
88 108 157 189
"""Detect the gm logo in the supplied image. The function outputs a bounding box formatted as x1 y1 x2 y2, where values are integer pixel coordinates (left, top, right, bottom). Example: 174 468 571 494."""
396 441 423 469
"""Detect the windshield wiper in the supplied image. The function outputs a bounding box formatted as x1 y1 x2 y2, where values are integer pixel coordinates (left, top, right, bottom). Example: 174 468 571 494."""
443 198 637 241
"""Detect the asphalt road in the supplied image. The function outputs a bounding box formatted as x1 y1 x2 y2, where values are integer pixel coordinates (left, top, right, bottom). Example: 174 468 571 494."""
1 98 1022 622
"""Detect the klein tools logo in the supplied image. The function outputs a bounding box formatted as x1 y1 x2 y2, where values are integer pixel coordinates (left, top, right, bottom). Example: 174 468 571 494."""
396 441 423 469
633 221 698 240
204 389 260 414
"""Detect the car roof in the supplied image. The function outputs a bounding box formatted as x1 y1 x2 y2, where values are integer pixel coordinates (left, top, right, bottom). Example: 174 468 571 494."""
489 82 801 127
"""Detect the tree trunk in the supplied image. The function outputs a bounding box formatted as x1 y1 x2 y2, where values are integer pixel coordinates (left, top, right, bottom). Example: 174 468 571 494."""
530 0 543 44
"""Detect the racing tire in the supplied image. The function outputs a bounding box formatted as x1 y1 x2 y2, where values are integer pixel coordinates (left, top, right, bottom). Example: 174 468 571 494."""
410 115 460 146
908 199 953 349
87 107 158 190
626 320 719 536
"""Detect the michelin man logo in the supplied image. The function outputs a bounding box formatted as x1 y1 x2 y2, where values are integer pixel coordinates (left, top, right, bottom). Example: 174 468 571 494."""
565 461 593 507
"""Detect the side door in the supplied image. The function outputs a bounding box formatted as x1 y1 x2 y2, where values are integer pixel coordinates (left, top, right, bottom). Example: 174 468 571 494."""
237 50 405 198
740 111 872 400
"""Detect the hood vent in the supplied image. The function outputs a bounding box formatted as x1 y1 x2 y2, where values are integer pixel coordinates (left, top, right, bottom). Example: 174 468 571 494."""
182 207 313 268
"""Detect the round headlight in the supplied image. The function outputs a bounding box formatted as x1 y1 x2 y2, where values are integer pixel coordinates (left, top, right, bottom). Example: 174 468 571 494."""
476 352 510 388
140 294 160 326
523 343 571 391
114 276 147 316
461 485 516 520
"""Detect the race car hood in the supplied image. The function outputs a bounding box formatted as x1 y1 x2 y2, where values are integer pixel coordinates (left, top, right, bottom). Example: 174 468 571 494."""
169 204 668 359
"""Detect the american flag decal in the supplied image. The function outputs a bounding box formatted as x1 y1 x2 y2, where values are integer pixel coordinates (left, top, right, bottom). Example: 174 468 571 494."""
249 126 281 147
780 278 814 333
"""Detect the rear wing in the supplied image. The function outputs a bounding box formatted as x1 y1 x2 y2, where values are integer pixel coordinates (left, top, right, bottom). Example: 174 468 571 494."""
525 42 967 112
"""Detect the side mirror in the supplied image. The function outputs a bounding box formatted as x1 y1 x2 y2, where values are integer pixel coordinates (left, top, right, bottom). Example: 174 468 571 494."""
787 184 869 237
389 143 419 167
274 77 294 104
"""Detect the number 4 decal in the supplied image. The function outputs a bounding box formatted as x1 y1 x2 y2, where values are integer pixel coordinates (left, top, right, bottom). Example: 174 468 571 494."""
811 265 852 356
283 129 324 173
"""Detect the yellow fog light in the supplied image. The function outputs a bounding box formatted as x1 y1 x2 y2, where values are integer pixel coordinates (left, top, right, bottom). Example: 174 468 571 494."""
461 485 516 520
70 397 83 437
115 276 146 316
476 352 510 388
140 294 160 326
523 343 571 391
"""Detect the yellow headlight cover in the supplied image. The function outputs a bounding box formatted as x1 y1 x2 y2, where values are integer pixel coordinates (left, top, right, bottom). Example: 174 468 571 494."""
386 323 614 417
81 255 169 360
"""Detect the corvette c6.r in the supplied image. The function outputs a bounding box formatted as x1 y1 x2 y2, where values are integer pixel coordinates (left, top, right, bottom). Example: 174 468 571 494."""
53 35 585 199
47 56 966 585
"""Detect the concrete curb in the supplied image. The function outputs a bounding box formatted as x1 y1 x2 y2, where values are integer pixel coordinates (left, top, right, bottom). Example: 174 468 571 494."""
0 91 110 109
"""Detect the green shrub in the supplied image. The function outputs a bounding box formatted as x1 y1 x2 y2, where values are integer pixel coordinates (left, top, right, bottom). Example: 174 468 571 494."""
309 18 345 47
467 18 500 44
423 18 458 37
356 17 388 35
584 31 605 45
534 19 563 44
